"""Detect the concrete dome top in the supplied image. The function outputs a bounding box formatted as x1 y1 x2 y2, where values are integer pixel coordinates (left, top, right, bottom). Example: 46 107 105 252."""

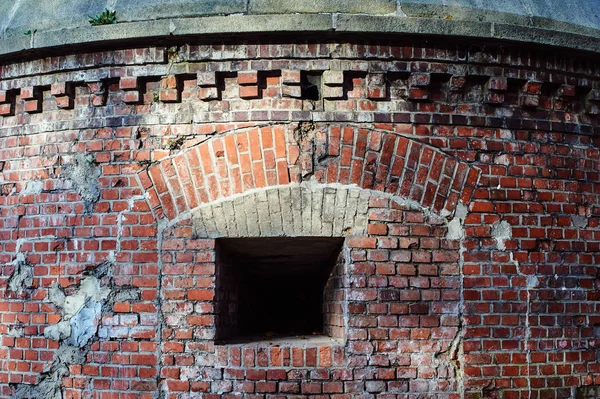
1 0 600 58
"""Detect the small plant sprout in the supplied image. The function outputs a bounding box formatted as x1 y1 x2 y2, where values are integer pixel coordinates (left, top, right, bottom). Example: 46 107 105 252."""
89 9 117 26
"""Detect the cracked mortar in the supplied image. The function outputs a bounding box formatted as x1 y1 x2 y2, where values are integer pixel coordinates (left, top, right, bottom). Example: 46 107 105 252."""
61 153 101 214
12 261 139 399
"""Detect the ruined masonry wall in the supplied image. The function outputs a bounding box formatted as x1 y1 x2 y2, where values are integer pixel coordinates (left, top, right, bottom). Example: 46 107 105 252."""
0 39 598 399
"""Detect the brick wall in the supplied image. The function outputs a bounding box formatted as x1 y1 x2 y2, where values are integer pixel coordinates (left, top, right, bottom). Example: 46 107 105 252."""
0 38 599 399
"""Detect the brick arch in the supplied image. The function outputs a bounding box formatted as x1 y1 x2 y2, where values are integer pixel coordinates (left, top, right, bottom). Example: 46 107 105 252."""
138 123 480 221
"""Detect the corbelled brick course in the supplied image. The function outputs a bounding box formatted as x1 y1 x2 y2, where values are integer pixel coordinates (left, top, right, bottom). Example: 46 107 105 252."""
0 37 598 399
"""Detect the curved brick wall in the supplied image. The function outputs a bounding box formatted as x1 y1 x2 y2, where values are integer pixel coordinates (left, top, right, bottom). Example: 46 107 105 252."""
0 34 599 399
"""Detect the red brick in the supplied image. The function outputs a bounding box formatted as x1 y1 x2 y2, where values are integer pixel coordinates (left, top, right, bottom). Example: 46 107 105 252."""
0 39 595 399
239 85 259 99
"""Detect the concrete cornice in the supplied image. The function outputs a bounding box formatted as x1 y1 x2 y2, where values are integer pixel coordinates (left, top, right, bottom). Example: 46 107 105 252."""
1 1 600 58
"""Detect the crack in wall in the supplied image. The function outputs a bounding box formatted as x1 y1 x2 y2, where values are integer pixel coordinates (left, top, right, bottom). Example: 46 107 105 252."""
156 217 168 399
434 202 468 397
492 219 533 399
12 259 142 399
511 248 533 399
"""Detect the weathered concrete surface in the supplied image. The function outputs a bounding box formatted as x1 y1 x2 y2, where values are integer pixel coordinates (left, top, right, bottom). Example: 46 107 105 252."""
0 0 599 57
399 0 600 30
249 0 397 14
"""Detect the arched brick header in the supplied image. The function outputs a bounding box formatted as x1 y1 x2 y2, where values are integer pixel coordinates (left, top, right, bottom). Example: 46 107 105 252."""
138 123 480 220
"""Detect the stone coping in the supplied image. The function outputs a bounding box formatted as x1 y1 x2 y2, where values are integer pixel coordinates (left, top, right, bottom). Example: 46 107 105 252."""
1 1 600 59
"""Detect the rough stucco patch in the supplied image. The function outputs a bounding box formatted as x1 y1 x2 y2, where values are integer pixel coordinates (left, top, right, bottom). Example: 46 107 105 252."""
44 272 111 344
48 283 66 307
571 214 588 229
68 300 103 348
446 203 468 241
61 153 102 213
492 220 512 251
21 180 43 195
14 345 83 399
7 325 24 338
7 253 33 296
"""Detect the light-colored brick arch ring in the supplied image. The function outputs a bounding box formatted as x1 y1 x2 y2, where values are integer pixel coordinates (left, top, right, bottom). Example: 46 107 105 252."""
138 123 480 230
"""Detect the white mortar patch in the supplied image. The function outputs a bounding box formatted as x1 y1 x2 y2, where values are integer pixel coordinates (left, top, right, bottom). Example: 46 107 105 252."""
492 220 512 251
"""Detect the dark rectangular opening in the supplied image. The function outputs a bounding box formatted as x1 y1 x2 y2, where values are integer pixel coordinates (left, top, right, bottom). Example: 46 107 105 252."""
215 237 345 344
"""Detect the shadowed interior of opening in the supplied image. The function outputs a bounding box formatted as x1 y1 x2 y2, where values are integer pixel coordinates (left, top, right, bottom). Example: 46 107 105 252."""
215 237 345 344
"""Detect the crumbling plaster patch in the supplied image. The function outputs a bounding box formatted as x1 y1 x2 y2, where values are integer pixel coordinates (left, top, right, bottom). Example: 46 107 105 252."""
446 203 468 241
61 153 102 214
12 260 139 399
571 214 589 229
43 275 111 346
491 220 512 251
6 253 33 296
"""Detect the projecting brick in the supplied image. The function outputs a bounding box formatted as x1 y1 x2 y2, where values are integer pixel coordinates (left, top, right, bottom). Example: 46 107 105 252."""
238 71 258 85
487 76 507 91
557 84 576 98
323 85 344 99
239 85 259 99
323 70 344 85
119 77 139 90
281 69 301 84
408 73 430 87
50 82 68 96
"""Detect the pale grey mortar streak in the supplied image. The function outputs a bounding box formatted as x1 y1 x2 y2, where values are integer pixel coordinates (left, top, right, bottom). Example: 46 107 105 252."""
232 196 249 236
333 188 348 235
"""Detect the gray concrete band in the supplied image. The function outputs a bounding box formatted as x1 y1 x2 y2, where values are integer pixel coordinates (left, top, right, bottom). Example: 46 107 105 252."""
0 0 599 57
